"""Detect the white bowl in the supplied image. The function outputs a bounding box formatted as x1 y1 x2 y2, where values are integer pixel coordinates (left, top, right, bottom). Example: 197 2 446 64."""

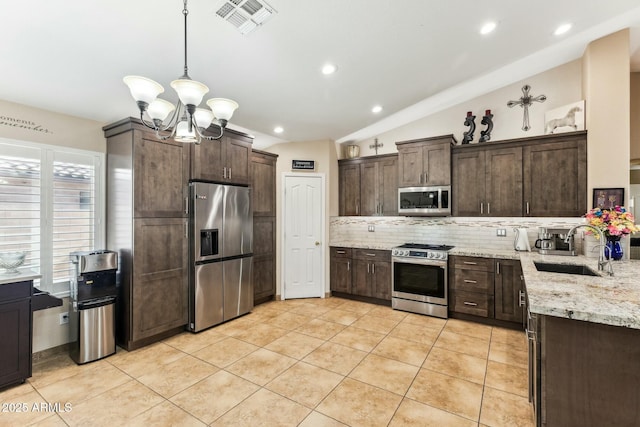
0 252 26 274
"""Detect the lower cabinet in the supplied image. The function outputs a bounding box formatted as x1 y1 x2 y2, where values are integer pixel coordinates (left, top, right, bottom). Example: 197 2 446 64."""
330 247 391 302
330 247 352 293
253 216 276 304
449 255 524 326
0 280 32 388
494 259 525 324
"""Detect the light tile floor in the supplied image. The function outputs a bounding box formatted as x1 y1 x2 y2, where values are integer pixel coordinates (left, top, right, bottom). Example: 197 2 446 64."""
1 297 534 426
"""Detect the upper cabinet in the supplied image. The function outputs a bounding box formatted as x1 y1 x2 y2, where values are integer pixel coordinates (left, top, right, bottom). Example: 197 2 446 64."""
452 131 587 217
396 135 456 187
339 154 398 216
190 127 252 185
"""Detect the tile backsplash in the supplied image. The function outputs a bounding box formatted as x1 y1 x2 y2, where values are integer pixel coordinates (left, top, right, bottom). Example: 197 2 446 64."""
330 216 591 254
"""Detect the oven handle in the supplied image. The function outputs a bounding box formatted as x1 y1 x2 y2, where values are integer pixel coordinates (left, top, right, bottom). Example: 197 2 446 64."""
391 257 447 267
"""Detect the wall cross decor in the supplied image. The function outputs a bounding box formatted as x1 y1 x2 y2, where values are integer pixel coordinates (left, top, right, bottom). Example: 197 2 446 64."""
507 84 546 131
369 138 383 154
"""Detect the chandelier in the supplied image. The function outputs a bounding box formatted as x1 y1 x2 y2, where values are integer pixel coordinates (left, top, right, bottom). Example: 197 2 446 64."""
123 0 238 144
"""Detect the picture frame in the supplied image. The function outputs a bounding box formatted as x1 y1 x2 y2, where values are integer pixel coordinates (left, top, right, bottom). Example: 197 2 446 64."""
592 188 625 209
544 100 585 134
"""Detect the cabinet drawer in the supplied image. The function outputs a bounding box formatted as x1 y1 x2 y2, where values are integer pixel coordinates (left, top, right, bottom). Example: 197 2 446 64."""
352 249 390 262
0 280 32 302
331 247 352 258
451 256 494 272
451 290 493 318
451 269 494 294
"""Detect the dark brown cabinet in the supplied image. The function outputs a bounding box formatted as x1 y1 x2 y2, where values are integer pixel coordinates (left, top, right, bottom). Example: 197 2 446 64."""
191 128 252 185
104 118 190 350
452 131 587 217
452 146 522 216
449 256 524 326
396 135 455 187
132 218 188 341
251 150 277 304
0 279 32 388
523 134 587 217
352 249 391 300
449 256 495 318
339 154 398 216
330 247 352 294
494 259 524 324
536 315 640 427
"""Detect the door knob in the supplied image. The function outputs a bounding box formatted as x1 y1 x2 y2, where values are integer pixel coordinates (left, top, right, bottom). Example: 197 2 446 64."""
315 241 320 246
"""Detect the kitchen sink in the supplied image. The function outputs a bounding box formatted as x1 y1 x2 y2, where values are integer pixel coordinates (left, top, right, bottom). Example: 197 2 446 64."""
534 262 599 276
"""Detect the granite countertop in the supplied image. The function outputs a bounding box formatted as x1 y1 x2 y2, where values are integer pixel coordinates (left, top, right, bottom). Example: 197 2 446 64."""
0 269 42 285
519 252 640 329
330 240 640 329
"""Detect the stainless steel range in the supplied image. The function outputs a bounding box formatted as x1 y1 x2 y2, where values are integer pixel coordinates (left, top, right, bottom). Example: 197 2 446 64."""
391 243 454 318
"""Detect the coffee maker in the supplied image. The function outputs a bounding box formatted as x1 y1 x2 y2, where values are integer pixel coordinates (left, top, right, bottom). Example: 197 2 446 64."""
535 227 577 256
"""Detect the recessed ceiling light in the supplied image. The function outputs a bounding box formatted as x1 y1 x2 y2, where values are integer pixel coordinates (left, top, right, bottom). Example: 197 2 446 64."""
372 105 383 114
274 126 283 134
554 23 572 36
480 21 497 35
322 63 337 75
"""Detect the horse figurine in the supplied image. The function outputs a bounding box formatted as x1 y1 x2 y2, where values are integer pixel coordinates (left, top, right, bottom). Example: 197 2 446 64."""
545 106 582 134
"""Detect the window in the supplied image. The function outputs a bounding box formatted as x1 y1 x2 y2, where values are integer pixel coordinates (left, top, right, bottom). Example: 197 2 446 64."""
0 138 104 296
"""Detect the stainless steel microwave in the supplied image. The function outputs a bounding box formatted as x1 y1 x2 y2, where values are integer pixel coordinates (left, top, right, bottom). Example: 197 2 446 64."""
398 185 451 216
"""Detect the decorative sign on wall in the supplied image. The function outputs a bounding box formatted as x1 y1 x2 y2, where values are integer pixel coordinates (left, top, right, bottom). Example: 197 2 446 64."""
0 114 54 134
292 160 315 170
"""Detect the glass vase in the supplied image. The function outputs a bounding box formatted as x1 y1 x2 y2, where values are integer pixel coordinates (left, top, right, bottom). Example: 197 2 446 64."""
604 236 623 261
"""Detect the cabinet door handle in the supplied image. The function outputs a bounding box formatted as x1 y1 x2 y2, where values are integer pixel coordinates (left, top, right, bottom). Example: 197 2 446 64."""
463 261 477 265
372 263 376 274
336 250 346 254
487 202 491 215
463 301 478 307
365 253 376 257
223 167 227 179
185 197 189 214
424 171 428 183
184 222 188 238
347 261 350 271
356 204 359 215
380 203 383 215
464 279 477 284
526 202 530 215
229 168 232 180
519 290 526 307
480 202 484 215
367 263 370 273
496 261 500 275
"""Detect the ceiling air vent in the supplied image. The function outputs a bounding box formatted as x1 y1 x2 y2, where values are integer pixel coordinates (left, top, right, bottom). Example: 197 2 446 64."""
215 0 277 35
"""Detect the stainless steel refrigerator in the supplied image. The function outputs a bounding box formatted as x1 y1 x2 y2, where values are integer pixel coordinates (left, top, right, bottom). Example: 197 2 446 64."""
189 181 253 332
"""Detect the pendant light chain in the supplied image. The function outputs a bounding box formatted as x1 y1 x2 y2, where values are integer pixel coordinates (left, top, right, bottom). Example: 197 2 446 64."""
182 0 190 79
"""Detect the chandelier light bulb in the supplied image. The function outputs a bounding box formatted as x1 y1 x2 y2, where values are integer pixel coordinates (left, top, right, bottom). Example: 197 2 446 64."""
147 99 176 121
480 21 497 35
123 76 164 105
207 98 239 121
194 108 214 129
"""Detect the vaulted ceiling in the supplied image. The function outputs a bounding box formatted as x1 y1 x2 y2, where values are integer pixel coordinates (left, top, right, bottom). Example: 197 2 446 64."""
1 0 640 148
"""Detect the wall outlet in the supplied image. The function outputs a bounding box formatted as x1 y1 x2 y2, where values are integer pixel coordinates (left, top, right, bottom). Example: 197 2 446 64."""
368 225 375 232
496 228 507 237
59 312 69 325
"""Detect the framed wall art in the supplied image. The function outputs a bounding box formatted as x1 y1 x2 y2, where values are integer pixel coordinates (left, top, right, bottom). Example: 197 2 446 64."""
592 188 625 209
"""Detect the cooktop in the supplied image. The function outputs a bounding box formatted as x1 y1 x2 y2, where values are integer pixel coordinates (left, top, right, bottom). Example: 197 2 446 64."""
395 243 455 251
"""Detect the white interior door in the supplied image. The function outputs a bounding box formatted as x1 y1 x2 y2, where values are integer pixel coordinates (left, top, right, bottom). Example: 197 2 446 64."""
282 174 325 299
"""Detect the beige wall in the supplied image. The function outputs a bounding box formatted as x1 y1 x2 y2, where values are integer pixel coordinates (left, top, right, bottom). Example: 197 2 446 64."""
582 29 631 207
345 59 583 158
265 140 339 298
0 99 105 151
631 72 640 162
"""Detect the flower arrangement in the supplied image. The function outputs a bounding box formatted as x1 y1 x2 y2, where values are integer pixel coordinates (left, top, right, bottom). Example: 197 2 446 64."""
584 206 639 238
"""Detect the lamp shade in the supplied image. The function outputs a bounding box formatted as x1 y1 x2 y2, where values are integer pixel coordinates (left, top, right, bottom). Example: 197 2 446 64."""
170 79 209 106
147 98 176 121
207 98 239 121
194 108 214 129
123 76 164 104
174 119 198 143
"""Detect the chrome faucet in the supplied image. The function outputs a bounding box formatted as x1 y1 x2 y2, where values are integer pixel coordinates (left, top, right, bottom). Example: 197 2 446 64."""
565 225 613 276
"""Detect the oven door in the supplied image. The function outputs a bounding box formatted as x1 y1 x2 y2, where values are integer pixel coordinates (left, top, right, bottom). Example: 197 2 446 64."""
392 257 447 305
